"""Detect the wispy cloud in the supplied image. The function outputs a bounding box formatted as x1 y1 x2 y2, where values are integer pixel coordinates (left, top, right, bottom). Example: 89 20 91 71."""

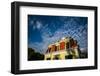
31 20 42 30
28 16 87 54
36 21 42 29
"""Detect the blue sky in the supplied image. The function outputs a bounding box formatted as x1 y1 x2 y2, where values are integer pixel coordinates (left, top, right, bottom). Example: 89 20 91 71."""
28 15 88 54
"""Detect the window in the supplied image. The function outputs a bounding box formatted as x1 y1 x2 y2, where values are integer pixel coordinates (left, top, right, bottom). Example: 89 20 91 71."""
47 58 51 60
46 48 51 53
51 45 56 52
66 42 69 49
60 42 65 50
65 55 73 59
53 55 60 60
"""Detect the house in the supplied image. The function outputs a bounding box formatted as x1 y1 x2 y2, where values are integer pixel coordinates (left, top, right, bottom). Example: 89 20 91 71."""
44 37 80 60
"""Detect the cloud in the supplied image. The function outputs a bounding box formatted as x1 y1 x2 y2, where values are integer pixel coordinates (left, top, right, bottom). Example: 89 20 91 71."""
31 20 42 30
36 21 42 29
29 17 88 54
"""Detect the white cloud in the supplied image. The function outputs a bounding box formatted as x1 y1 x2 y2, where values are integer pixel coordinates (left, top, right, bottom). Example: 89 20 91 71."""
32 20 42 30
30 20 34 25
29 18 87 54
36 21 42 29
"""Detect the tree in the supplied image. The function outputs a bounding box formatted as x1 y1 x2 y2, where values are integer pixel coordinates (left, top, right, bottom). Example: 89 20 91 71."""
28 48 44 61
